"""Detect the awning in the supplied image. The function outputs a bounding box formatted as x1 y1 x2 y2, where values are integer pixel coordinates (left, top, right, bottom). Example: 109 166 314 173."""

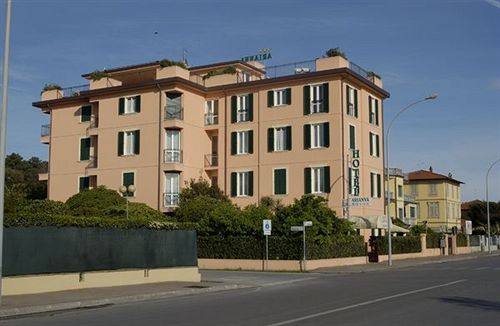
344 215 410 233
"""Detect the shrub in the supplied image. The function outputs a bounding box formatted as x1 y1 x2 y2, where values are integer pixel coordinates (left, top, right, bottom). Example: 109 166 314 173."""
376 236 421 254
14 199 70 218
325 48 347 59
158 58 187 69
89 70 110 81
41 83 62 93
65 186 125 216
426 234 442 249
203 66 237 80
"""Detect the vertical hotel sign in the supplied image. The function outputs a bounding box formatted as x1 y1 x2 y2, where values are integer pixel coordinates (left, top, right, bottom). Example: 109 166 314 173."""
351 149 360 196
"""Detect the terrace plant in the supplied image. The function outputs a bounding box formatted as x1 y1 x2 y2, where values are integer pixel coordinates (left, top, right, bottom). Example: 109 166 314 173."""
89 70 110 81
325 47 348 59
41 83 62 94
158 58 188 69
202 66 237 80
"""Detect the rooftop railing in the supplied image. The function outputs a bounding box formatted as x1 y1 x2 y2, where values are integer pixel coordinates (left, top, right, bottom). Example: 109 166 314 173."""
264 60 316 79
61 84 89 97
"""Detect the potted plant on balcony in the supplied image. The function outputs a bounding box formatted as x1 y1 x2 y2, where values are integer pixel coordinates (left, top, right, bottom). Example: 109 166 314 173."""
89 70 110 81
202 66 237 80
158 58 188 69
325 47 348 59
40 83 63 100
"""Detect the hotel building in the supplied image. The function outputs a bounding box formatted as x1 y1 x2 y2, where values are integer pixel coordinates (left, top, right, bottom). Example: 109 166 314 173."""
34 54 389 217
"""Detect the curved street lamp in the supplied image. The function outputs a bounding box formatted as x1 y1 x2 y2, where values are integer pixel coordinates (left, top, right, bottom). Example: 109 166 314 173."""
385 94 438 267
486 158 500 254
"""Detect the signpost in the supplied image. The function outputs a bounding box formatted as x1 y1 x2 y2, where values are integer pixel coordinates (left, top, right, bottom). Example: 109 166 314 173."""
291 221 313 272
263 220 272 270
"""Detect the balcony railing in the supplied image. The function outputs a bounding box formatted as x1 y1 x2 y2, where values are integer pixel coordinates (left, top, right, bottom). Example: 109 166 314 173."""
164 193 179 207
165 105 183 120
61 84 90 97
205 114 218 126
265 60 316 79
41 124 50 137
90 116 99 129
204 154 218 167
86 156 97 169
164 149 182 163
349 62 370 80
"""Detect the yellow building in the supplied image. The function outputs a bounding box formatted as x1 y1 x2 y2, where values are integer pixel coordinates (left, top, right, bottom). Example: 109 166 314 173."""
405 168 463 232
386 168 418 226
34 53 389 217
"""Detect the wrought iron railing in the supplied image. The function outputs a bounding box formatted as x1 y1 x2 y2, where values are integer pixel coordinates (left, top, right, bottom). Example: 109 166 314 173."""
349 62 370 79
204 154 218 167
164 149 182 163
163 193 179 207
41 124 50 137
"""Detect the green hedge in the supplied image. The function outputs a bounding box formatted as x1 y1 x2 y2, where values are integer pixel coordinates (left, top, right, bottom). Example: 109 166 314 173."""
457 234 468 247
426 234 441 249
197 236 365 260
375 236 421 255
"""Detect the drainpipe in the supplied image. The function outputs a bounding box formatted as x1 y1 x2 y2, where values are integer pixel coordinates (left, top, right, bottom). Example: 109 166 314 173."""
257 90 260 203
340 78 346 214
156 83 162 211
223 89 228 196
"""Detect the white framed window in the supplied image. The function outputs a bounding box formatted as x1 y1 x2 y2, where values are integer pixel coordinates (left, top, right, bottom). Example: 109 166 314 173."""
370 172 381 198
165 129 181 163
237 171 250 196
122 171 136 197
410 184 418 196
369 96 379 125
205 99 219 125
347 86 357 117
237 130 250 154
124 96 137 114
274 127 287 152
274 89 286 106
310 84 324 114
399 208 404 218
237 95 249 122
410 206 416 218
311 123 325 148
428 202 439 218
369 132 380 157
164 172 180 207
311 167 324 194
124 131 136 155
241 72 251 82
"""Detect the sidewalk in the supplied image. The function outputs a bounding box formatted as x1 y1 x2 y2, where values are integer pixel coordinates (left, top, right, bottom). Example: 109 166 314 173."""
315 251 500 274
0 280 249 319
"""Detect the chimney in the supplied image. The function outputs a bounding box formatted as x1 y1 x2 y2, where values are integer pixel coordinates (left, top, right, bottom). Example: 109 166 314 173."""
429 166 433 172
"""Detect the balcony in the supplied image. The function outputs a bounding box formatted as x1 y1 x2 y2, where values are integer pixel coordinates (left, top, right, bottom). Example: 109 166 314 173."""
204 114 218 126
164 105 183 120
163 193 179 208
204 154 218 168
86 156 97 169
164 149 183 164
40 124 50 143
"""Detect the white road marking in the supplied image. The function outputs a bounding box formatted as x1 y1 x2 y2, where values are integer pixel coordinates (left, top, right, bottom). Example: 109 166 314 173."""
266 279 466 326
473 267 489 270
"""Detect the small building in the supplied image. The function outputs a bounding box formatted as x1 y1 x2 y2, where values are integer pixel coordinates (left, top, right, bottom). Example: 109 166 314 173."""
385 167 418 226
405 167 464 232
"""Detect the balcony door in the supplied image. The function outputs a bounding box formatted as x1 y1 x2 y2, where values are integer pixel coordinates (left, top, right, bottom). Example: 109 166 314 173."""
164 172 180 207
165 129 181 163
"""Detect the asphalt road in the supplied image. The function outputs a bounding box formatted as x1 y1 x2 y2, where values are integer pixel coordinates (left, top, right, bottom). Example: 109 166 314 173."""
3 255 500 326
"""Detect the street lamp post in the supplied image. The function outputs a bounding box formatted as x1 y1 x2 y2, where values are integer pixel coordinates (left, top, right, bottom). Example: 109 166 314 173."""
385 94 437 267
119 185 136 219
486 158 500 254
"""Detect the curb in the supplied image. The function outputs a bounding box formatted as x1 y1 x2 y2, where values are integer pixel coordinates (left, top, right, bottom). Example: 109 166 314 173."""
0 283 251 319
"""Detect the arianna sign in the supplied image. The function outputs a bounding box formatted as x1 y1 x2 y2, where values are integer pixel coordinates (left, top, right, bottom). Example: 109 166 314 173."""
241 48 272 62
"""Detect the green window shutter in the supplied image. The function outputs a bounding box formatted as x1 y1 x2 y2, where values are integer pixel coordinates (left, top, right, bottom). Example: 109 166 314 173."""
285 126 292 151
304 168 312 194
349 125 355 149
346 86 350 114
303 86 310 115
322 83 329 113
231 173 237 197
268 128 274 152
81 105 91 122
134 130 140 155
274 169 286 195
368 97 373 124
123 172 134 187
377 174 381 198
118 98 125 115
248 171 254 196
323 122 330 148
369 132 373 156
304 124 311 149
285 88 292 105
248 130 254 154
370 173 375 197
267 91 274 107
354 89 358 118
231 96 237 123
80 138 90 161
135 95 141 113
248 94 254 121
118 132 124 156
375 99 379 125
376 135 380 157
322 166 330 193
79 177 89 191
231 132 237 155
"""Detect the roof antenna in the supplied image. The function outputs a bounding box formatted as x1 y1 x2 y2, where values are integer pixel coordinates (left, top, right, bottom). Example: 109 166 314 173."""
182 48 189 67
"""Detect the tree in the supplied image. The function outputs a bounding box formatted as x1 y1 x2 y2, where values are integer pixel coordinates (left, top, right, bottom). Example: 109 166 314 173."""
462 200 500 234
5 153 48 200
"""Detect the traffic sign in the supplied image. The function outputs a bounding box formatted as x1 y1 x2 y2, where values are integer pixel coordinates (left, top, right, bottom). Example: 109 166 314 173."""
303 221 313 227
263 219 272 235
291 226 304 232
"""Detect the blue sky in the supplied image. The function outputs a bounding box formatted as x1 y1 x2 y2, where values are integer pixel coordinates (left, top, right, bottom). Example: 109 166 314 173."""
1 0 499 201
